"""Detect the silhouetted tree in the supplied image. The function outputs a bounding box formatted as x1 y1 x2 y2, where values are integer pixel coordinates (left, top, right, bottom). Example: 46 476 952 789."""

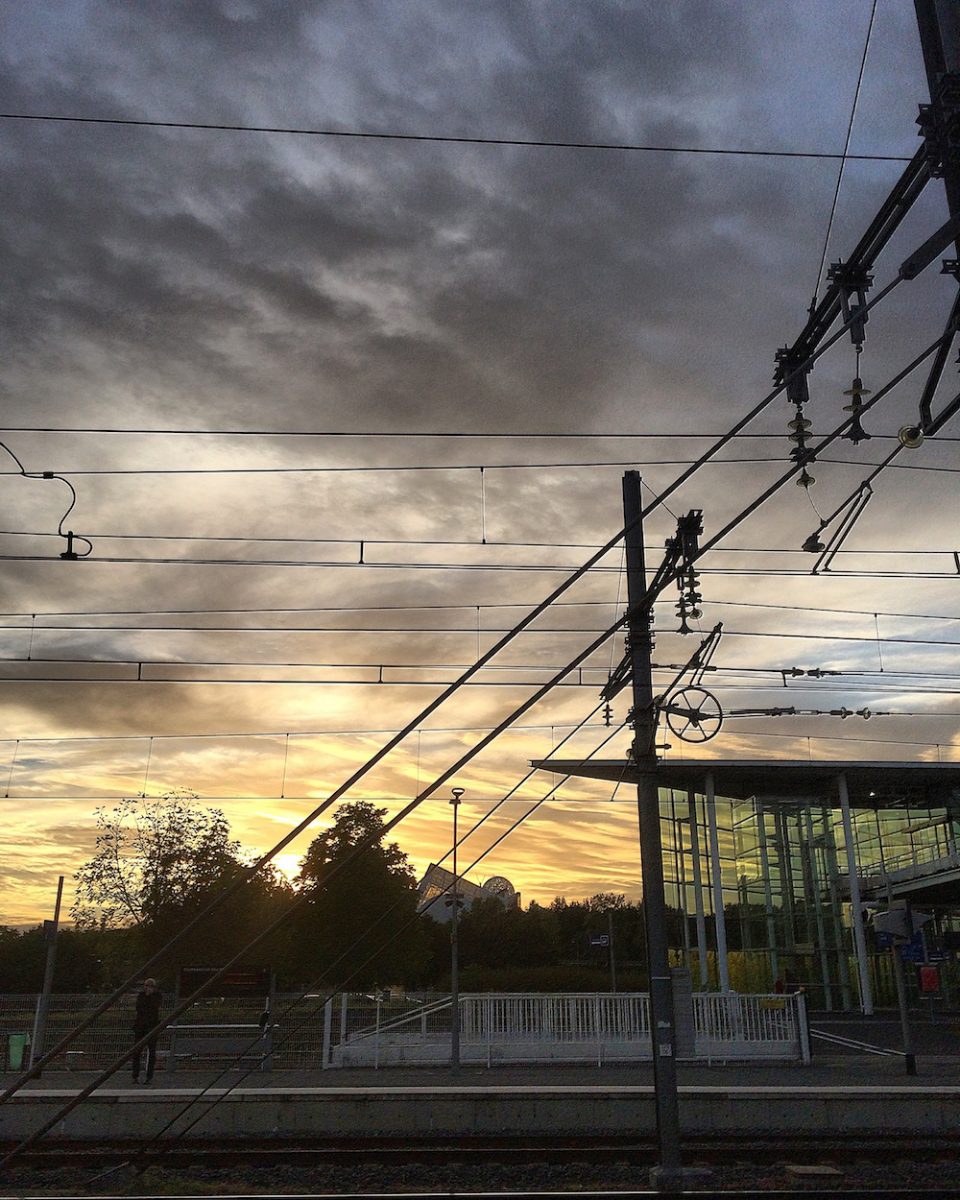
0 925 132 992
457 897 559 971
72 791 291 968
291 801 429 989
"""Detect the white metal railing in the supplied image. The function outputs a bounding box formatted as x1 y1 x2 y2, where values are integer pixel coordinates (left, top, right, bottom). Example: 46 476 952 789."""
328 991 807 1067
855 849 960 894
693 993 807 1060
1 990 808 1072
459 993 650 1042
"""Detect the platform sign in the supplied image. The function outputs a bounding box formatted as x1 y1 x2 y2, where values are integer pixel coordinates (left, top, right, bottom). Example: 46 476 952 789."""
179 966 271 997
589 934 610 948
897 932 926 963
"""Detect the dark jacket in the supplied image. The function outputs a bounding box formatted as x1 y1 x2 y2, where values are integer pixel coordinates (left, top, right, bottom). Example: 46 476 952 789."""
134 989 162 1036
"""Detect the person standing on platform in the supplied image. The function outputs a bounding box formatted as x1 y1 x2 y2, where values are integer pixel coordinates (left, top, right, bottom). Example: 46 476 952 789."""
132 978 162 1084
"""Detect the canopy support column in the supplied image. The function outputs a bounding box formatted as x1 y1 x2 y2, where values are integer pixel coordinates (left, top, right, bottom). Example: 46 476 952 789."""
838 771 874 1015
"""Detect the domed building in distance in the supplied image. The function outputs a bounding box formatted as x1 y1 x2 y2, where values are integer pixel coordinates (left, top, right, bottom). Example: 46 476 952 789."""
416 865 520 922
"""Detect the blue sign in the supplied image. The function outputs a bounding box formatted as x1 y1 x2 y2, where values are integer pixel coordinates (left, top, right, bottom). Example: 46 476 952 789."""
898 932 926 962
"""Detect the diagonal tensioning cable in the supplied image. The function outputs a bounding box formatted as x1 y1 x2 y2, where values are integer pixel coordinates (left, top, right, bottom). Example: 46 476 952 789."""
2 316 940 1158
1 325 942 1167
810 0 878 309
115 719 632 1168
90 725 632 1184
1 600 653 1164
0 608 662 1161
440 694 615 856
0 240 933 1115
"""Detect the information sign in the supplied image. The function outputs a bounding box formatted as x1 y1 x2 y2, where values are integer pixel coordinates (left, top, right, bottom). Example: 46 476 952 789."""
179 966 271 996
897 932 926 963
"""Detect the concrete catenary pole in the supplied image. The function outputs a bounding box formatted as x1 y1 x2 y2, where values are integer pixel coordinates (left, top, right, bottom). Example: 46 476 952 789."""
622 471 682 1187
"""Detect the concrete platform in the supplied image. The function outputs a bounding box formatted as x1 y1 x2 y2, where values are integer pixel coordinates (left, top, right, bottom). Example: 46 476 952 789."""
3 1057 960 1142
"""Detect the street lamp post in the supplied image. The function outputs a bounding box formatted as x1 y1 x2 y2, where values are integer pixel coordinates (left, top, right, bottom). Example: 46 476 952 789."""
29 876 64 1075
449 786 465 1068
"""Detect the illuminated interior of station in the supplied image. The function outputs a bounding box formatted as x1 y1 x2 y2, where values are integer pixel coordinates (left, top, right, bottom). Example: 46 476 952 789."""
535 760 960 1009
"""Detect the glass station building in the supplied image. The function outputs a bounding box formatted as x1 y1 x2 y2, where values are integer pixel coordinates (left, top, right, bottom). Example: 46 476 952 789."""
536 759 960 1010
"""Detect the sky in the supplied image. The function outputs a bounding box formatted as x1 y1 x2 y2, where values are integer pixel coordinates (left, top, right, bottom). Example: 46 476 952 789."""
2 0 959 927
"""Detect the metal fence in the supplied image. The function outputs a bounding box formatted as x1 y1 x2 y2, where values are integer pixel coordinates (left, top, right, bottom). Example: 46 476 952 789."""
1 990 808 1073
692 993 807 1061
0 992 329 1073
328 991 809 1067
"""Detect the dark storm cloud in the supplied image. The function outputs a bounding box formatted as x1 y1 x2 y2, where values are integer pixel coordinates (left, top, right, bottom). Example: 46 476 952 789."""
1 0 913 436
1 2 954 919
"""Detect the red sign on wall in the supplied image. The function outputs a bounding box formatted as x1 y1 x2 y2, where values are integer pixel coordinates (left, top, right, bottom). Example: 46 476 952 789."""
918 965 939 993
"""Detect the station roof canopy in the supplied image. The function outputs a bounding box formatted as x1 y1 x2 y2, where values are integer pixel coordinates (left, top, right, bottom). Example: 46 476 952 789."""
530 759 960 810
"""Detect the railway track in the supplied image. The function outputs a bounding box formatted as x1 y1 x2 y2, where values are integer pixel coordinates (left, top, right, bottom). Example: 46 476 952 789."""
5 1131 960 1169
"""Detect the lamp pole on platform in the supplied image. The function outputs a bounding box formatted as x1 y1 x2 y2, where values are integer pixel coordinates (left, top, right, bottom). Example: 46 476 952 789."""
449 786 465 1068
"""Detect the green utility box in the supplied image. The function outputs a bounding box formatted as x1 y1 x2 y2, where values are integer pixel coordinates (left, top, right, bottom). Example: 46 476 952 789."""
7 1033 30 1070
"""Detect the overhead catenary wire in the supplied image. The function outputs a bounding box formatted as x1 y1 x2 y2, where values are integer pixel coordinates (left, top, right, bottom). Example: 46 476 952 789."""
6 626 960 647
0 596 956 622
1 674 955 695
667 727 959 751
5 695 960 753
810 0 878 306
3 425 957 440
5 557 960 584
0 110 914 161
0 254 933 1140
2 454 958 476
3 529 960 554
0 440 91 558
3 670 960 695
9 717 960 805
3 551 960 578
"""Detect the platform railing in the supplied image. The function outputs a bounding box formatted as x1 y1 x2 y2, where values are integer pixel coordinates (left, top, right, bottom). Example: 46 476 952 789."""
328 991 807 1067
0 989 809 1071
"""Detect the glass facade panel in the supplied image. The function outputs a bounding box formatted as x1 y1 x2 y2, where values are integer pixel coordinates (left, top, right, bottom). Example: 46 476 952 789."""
659 784 960 1009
